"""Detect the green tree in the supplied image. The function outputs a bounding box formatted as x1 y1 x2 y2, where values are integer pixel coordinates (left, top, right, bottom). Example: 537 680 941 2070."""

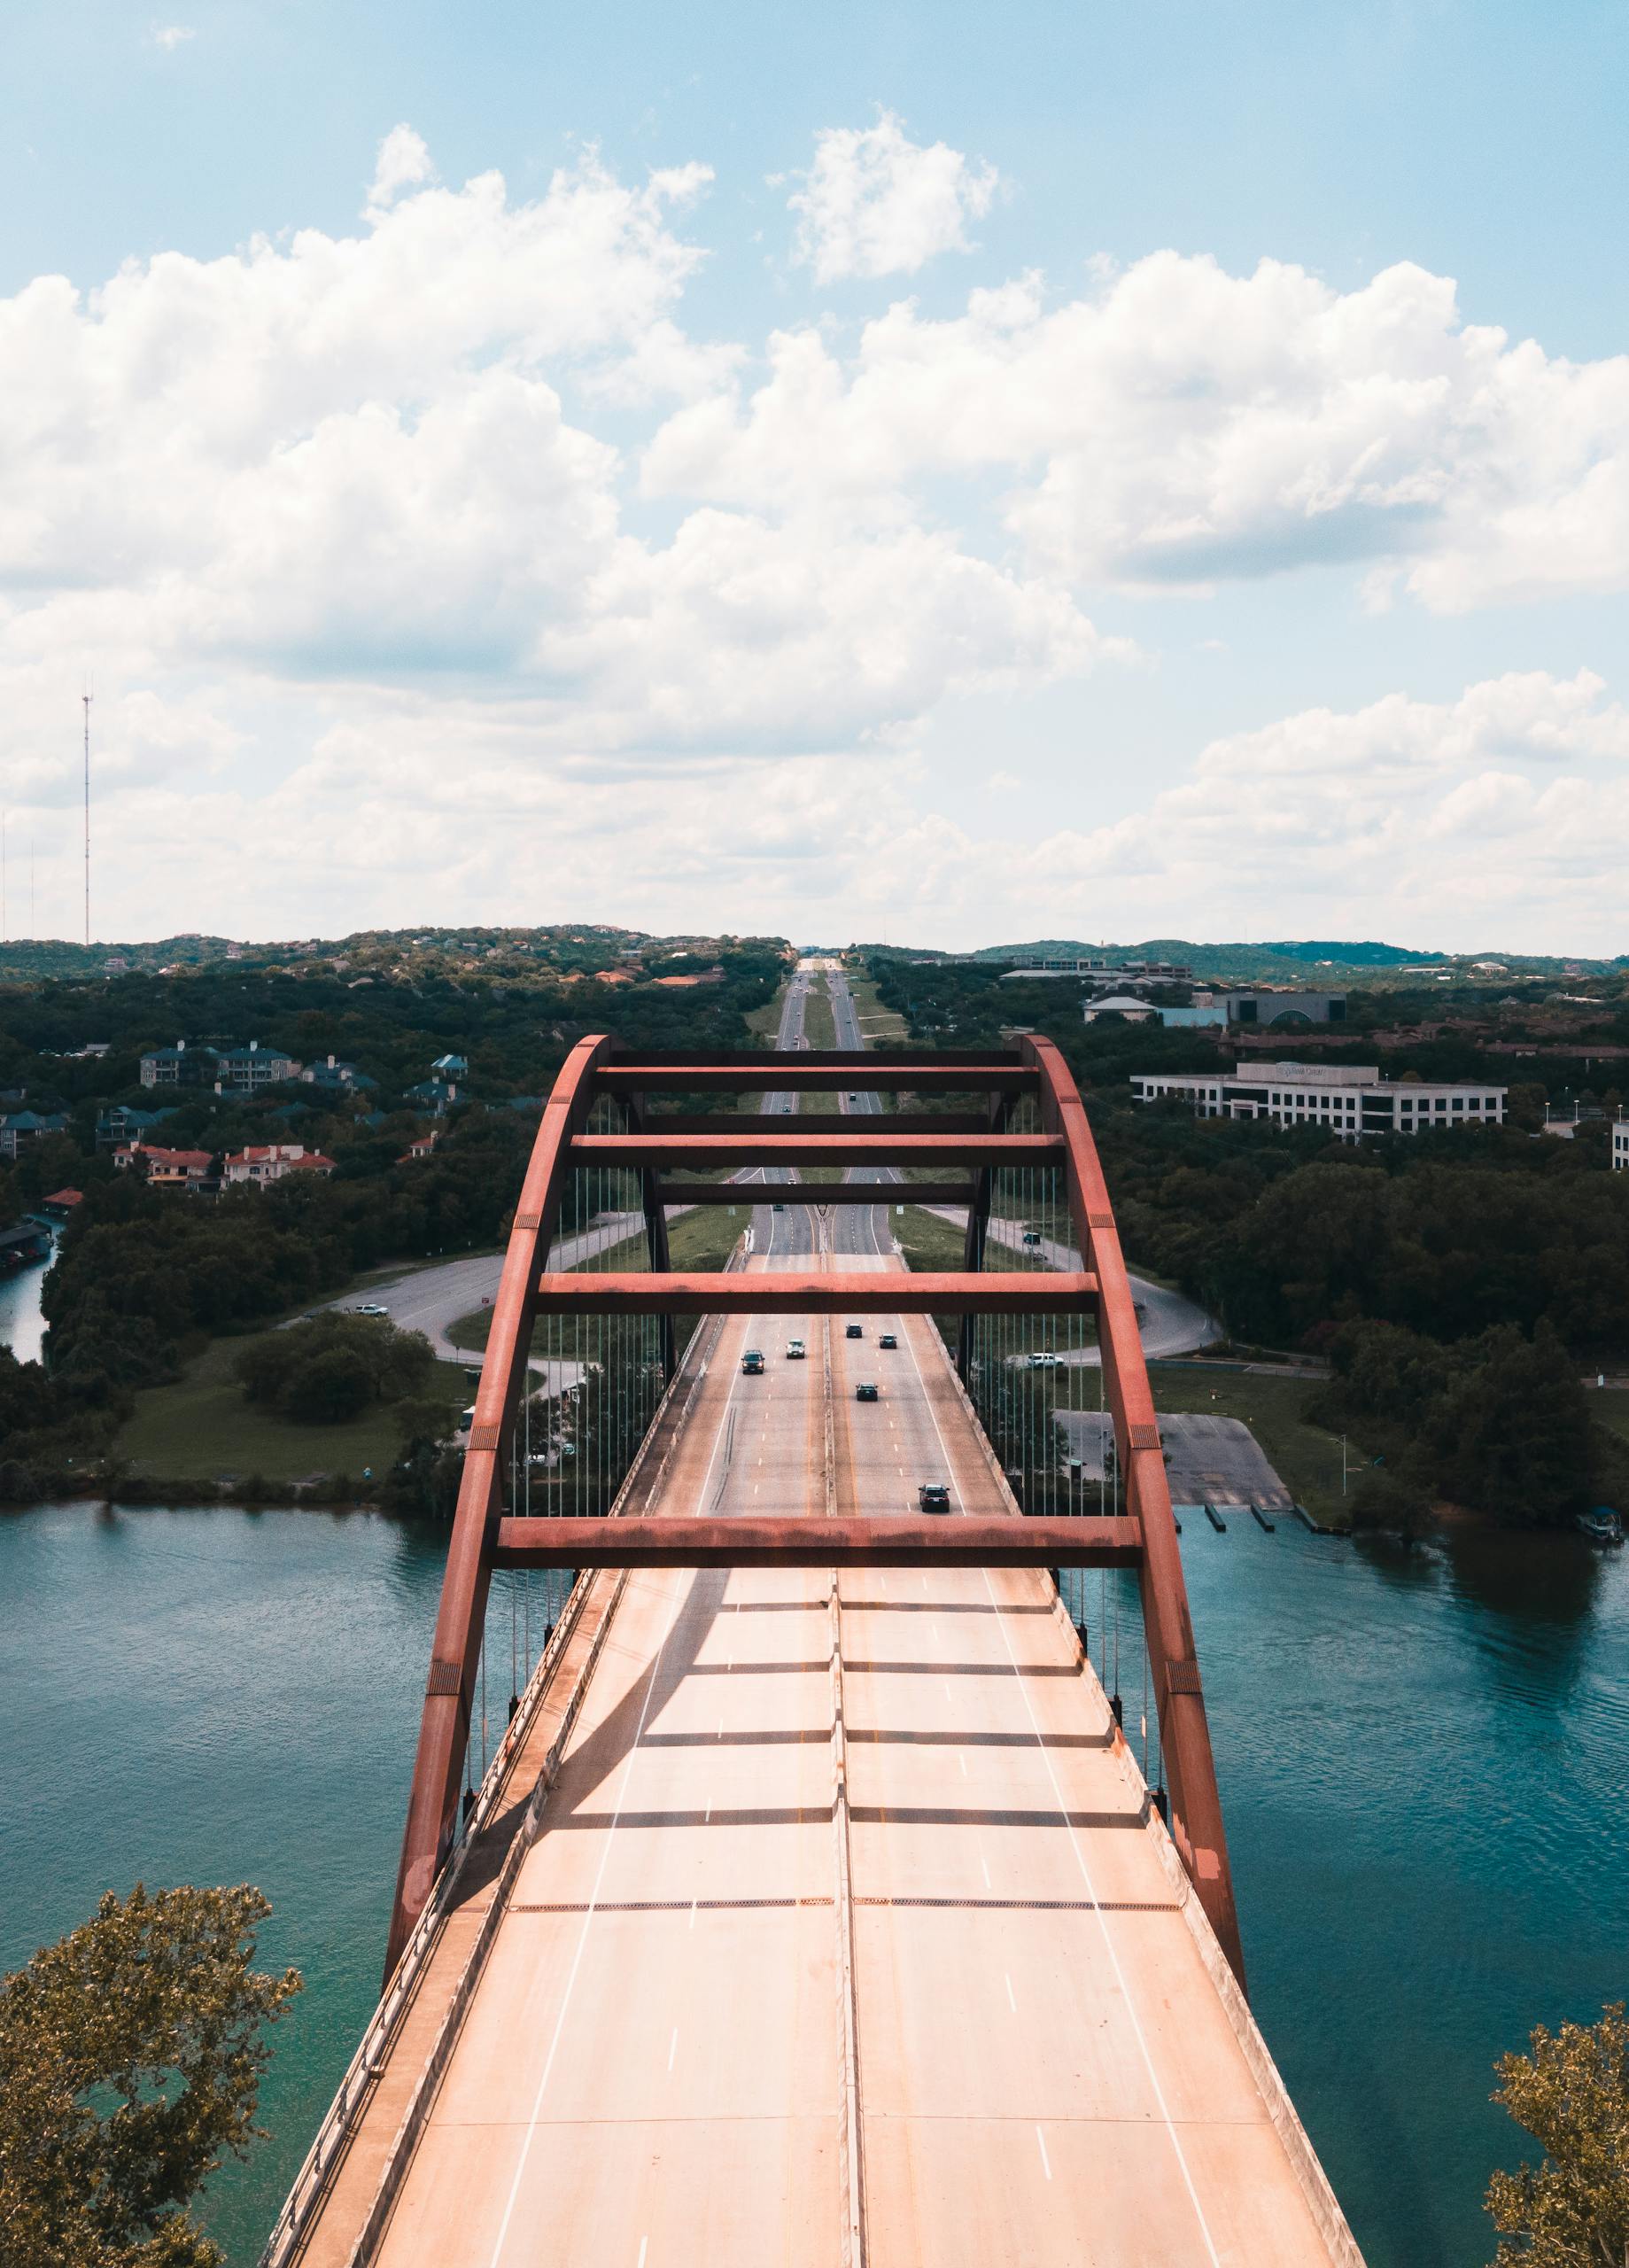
1432 1322 1594 1526
281 1344 373 1422
1485 2001 1629 2266
0 1884 300 2268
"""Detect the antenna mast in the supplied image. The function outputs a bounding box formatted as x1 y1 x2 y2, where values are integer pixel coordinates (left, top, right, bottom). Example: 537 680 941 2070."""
82 691 91 948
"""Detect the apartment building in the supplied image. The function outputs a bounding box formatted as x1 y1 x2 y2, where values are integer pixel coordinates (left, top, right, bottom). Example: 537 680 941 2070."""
1130 1060 1506 1139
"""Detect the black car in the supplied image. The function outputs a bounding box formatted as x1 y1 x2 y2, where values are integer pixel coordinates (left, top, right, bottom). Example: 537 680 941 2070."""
918 1482 951 1514
855 1382 879 1402
878 1332 898 1349
845 1323 863 1340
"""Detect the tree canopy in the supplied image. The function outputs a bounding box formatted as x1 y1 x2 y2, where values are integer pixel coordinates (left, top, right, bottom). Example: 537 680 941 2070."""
0 1884 300 2268
1485 2000 1629 2267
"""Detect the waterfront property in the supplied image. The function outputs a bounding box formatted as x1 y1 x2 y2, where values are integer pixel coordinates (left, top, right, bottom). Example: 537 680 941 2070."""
112 1141 215 1192
1131 1060 1507 1138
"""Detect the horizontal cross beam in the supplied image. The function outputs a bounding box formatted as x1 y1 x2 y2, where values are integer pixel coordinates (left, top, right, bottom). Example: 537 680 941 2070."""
534 1270 1098 1315
493 1514 1144 1568
597 1062 1036 1093
660 1180 974 1208
648 1112 991 1135
573 1132 1065 1169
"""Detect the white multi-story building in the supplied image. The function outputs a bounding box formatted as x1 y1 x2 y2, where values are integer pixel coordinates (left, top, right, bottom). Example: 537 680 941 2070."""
1130 1060 1506 1140
1614 1116 1629 1172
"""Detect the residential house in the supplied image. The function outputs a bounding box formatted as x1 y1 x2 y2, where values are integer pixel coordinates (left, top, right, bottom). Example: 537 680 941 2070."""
403 1077 459 1114
431 1053 469 1077
300 1053 378 1094
140 1041 218 1088
97 1104 179 1150
397 1131 439 1163
222 1142 337 1186
39 1189 83 1218
213 1042 300 1093
113 1143 215 1192
0 1110 70 1160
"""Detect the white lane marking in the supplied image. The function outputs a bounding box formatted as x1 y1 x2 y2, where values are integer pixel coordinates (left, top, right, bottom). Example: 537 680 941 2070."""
979 1843 992 1890
688 1897 696 1930
982 1561 1224 2266
1005 1971 1017 2013
1036 2126 1051 2181
638 2240 649 2268
485 1575 682 2268
958 1751 967 1778
667 2028 679 2072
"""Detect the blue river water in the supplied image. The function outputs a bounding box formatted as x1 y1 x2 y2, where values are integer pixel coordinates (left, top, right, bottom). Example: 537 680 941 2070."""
1 1500 1624 2267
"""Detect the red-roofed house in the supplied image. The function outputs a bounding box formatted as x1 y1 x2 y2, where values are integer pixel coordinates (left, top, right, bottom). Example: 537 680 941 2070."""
222 1143 337 1186
114 1144 214 1192
397 1130 439 1163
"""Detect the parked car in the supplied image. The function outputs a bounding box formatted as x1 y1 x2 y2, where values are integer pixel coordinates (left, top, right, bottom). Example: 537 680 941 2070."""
878 1332 898 1349
918 1481 950 1514
741 1348 765 1375
855 1382 879 1402
785 1338 806 1360
845 1323 863 1340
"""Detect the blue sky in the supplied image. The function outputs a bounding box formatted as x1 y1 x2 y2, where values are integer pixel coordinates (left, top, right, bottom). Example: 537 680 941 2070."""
1 1 1626 949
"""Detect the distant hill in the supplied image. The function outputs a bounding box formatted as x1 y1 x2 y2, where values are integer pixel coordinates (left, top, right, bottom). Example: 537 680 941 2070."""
924 936 1616 982
1255 940 1424 967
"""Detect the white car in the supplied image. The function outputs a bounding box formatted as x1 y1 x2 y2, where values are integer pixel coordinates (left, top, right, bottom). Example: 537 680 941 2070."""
785 1338 807 1360
353 1302 390 1317
1026 1350 1062 1370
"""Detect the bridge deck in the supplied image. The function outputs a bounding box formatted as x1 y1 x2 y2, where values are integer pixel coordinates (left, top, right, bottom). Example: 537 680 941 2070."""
288 1253 1357 2267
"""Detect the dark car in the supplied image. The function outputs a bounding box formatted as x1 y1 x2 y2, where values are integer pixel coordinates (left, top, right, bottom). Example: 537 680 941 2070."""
741 1348 765 1375
855 1382 879 1402
878 1332 898 1349
845 1323 863 1340
918 1481 951 1514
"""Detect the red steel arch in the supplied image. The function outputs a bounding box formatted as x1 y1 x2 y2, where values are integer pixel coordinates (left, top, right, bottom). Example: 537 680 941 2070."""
384 1036 1244 1988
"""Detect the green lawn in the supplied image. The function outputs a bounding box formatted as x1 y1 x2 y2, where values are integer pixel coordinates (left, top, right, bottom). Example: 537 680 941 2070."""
801 977 838 1052
113 1332 470 1484
449 1204 746 1354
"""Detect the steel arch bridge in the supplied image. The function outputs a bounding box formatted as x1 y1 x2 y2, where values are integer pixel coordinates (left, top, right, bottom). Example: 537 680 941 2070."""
386 1033 1241 1985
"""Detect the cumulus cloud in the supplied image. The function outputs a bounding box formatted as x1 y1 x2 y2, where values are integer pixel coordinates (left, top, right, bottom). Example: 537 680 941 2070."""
786 113 998 284
4 124 1629 947
645 254 1629 609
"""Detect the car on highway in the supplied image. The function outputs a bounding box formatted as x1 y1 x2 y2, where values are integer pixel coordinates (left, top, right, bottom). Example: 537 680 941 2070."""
741 1348 765 1375
772 1202 786 1212
1026 1350 1062 1369
918 1481 950 1514
878 1332 898 1349
847 1091 860 1101
785 1338 806 1360
855 1382 879 1402
845 1323 863 1340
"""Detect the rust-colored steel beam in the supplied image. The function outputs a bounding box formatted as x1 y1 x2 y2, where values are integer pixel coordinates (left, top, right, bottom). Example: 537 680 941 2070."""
598 1061 1036 1093
493 1513 1144 1568
600 1047 1021 1072
659 1179 974 1208
649 1111 991 1135
572 1131 1065 1169
1023 1032 1246 1990
534 1269 1098 1315
384 1032 610 1983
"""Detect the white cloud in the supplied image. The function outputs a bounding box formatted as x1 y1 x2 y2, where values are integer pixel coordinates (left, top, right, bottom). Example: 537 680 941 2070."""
4 126 1629 951
786 112 998 284
646 253 1629 610
367 124 435 214
149 24 195 50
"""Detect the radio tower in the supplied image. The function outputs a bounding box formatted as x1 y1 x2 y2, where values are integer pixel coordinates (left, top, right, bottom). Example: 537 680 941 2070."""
82 690 92 948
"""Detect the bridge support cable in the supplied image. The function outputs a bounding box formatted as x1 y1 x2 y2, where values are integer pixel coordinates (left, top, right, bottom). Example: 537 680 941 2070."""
385 1029 1245 1995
